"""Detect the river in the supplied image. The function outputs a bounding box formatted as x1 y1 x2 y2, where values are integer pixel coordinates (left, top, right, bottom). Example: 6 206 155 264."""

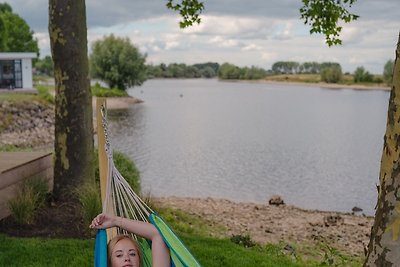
106 79 389 215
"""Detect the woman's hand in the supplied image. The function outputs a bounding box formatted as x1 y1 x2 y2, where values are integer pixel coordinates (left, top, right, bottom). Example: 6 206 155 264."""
89 213 117 229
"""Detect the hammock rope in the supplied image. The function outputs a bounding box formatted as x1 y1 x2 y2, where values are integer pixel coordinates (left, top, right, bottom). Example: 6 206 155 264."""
101 104 153 235
95 103 201 267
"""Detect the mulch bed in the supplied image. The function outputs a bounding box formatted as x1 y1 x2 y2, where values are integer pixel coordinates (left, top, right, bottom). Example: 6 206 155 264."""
0 197 91 239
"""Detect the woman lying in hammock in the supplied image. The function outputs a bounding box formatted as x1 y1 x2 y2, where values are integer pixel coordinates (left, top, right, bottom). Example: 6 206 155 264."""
90 213 171 267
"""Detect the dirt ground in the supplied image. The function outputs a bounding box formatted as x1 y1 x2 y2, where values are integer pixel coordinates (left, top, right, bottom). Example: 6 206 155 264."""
154 196 373 257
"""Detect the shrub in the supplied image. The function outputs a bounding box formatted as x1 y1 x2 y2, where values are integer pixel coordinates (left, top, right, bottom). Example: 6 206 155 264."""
0 144 20 152
8 188 37 224
383 59 394 84
36 85 55 104
76 182 102 229
8 177 49 225
320 66 342 83
353 66 373 83
91 83 129 97
230 234 256 248
24 176 49 208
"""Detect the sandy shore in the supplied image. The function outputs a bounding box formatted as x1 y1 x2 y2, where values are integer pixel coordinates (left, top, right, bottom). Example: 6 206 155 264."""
93 96 143 110
153 196 373 257
230 79 391 91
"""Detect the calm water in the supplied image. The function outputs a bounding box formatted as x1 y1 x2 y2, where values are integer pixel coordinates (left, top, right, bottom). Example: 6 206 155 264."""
106 79 389 215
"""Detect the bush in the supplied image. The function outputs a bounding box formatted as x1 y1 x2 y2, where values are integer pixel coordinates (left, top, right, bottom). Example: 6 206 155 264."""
76 183 102 230
8 188 37 224
230 234 256 248
320 66 342 83
8 177 49 225
36 85 55 104
90 34 147 90
91 83 129 97
383 59 394 84
24 176 49 208
353 66 373 83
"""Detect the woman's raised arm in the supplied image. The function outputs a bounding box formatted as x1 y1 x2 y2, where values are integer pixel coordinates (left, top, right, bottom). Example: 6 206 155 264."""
90 213 170 267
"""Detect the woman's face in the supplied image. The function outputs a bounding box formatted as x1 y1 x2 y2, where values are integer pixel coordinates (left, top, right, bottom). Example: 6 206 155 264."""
110 238 140 267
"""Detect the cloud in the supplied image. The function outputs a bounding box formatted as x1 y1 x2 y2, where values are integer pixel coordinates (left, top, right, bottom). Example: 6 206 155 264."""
208 36 241 48
242 44 264 51
5 0 400 73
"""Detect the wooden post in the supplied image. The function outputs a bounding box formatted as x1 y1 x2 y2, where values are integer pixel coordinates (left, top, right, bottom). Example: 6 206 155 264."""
96 97 108 203
96 97 116 240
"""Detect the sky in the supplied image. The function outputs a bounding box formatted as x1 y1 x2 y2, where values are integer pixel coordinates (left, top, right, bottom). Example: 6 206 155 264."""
5 0 400 74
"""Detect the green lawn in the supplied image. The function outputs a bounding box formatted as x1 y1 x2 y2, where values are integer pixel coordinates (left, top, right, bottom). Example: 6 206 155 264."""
1 233 325 267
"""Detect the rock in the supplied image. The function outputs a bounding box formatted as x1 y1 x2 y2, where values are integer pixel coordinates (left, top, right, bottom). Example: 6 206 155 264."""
323 214 344 226
283 244 296 255
269 195 285 206
0 100 55 147
352 206 363 213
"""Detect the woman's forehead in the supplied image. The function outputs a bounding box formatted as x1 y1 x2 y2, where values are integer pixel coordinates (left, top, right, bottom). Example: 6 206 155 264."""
114 238 137 250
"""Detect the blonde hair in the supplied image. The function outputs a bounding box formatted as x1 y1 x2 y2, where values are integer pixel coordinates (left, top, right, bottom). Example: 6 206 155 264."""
108 235 143 267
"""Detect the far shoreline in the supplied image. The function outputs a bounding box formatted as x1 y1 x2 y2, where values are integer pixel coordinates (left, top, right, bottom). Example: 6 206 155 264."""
221 78 391 91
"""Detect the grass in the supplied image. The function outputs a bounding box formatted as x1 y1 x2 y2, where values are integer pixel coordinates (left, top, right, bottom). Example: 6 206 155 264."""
0 144 31 152
179 234 308 267
0 233 310 267
0 93 44 103
265 74 322 83
0 234 318 267
0 234 94 266
1 198 364 266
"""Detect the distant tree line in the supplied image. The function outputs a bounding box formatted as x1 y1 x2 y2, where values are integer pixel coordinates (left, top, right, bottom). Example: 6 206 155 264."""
32 33 395 88
218 63 267 80
146 62 219 78
271 61 342 74
34 55 395 87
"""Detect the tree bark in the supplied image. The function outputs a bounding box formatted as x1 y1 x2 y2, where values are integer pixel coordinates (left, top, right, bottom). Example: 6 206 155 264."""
48 0 94 199
365 33 400 266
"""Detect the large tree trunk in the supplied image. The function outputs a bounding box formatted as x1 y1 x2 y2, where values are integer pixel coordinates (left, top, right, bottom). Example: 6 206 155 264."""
365 33 400 266
48 0 94 199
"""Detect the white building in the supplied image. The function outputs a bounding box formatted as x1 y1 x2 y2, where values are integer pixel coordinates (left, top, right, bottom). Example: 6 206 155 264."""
0 52 36 89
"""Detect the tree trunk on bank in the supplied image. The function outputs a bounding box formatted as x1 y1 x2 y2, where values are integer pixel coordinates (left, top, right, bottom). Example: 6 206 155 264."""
365 33 400 266
48 0 94 199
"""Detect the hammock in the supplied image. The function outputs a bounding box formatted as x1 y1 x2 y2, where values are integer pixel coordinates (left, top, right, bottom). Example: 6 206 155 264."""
94 100 201 267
